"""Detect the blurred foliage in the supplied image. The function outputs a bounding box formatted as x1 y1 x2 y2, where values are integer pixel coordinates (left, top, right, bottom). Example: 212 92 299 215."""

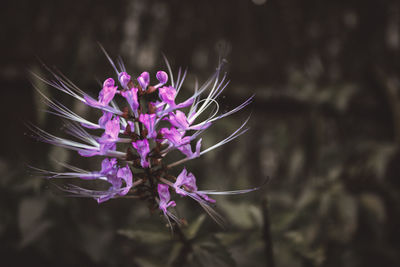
1 0 400 266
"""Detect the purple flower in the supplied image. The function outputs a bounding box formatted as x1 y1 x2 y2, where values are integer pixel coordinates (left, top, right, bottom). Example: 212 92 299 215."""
167 110 189 130
139 113 157 138
98 116 120 144
100 157 118 174
174 168 196 196
97 174 122 203
96 160 132 203
150 101 166 113
160 127 201 158
132 139 150 168
160 127 185 147
78 157 117 180
156 71 168 84
98 111 113 128
158 184 176 214
105 117 120 138
166 110 211 131
155 71 168 88
173 168 215 203
178 138 202 159
75 158 127 203
159 86 176 106
157 86 195 117
84 78 118 108
117 165 133 195
118 72 131 89
120 87 139 117
124 121 135 133
137 72 150 90
103 78 115 88
32 49 255 227
81 111 112 129
78 142 116 157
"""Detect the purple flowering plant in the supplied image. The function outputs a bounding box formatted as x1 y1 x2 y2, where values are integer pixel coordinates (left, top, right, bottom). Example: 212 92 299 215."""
31 47 257 228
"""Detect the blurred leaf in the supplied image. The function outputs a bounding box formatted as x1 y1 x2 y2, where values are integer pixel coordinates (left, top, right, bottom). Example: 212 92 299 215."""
288 147 305 179
338 193 358 230
319 189 333 217
329 192 358 243
167 242 183 266
185 214 206 240
191 236 236 267
273 211 298 232
215 231 265 267
214 232 243 247
285 231 305 245
18 198 46 231
218 200 262 229
274 241 302 267
360 193 386 223
334 84 357 111
296 188 318 210
134 257 161 267
18 197 51 247
80 224 113 263
118 229 170 244
19 220 52 248
285 231 325 266
366 144 396 180
303 247 325 267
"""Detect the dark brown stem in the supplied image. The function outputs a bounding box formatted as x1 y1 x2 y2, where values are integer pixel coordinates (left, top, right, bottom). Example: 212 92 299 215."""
262 196 275 267
146 169 156 196
172 225 192 267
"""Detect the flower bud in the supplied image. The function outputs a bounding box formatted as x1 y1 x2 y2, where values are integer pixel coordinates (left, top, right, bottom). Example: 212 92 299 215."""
156 71 168 84
118 72 131 89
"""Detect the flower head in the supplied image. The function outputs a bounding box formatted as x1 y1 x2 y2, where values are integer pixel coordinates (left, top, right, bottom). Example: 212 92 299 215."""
31 48 257 229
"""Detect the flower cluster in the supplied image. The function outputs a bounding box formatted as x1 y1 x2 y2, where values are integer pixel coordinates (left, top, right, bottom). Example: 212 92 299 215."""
32 49 256 227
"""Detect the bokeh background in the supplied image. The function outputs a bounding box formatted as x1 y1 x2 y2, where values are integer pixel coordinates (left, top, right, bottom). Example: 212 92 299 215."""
1 0 400 266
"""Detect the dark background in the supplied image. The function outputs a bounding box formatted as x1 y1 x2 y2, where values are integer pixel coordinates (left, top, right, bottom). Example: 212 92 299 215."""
1 0 400 266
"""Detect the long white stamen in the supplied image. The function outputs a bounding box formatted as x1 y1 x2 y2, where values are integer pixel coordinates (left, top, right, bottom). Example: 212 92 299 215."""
207 95 254 124
200 117 250 156
159 177 225 227
176 68 187 93
166 116 250 169
29 124 126 159
98 43 120 76
163 54 175 88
